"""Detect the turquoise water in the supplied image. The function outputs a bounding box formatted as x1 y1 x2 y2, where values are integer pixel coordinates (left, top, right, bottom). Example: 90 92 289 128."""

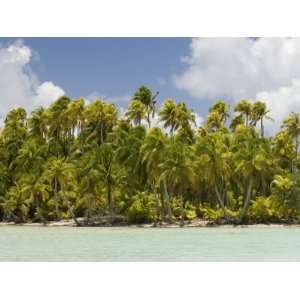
0 226 300 261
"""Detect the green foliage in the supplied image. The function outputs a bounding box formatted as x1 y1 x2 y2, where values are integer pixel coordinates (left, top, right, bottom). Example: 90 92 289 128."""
0 89 300 225
248 197 280 223
127 192 156 224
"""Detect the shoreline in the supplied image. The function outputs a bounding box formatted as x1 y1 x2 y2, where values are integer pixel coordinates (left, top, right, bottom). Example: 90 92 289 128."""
1 219 300 228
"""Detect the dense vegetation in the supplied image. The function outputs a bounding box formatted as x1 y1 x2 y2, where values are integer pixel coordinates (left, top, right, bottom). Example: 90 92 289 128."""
1 85 300 226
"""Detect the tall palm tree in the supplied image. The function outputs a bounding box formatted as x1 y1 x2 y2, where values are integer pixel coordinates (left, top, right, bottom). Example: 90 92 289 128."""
96 143 120 223
125 100 146 126
250 101 273 137
84 99 118 145
3 182 30 223
193 131 232 220
234 99 253 127
22 177 50 224
141 127 171 223
282 112 300 173
45 96 71 157
159 99 178 135
159 137 194 226
42 158 75 221
28 107 48 142
132 86 159 128
233 127 273 222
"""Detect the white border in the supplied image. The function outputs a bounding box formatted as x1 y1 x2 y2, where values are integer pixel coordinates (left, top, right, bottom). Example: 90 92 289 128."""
0 0 300 36
0 262 298 300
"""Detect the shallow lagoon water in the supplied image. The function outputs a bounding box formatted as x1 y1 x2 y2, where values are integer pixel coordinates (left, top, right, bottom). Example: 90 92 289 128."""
0 226 299 261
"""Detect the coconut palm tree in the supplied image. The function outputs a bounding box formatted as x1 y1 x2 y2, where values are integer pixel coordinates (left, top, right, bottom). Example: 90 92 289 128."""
159 99 178 135
42 158 75 221
96 143 119 223
141 127 171 223
132 85 159 128
125 100 146 127
282 112 300 173
159 137 194 226
234 99 253 127
250 101 273 137
233 127 273 222
193 131 233 220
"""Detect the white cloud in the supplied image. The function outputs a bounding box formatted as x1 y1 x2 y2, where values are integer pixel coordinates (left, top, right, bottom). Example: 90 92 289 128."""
257 79 300 133
0 40 64 123
174 38 300 132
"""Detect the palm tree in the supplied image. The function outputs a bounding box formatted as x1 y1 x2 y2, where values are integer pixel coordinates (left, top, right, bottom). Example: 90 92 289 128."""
234 99 253 127
141 127 171 223
193 131 232 220
66 98 85 140
125 100 146 126
159 100 196 135
159 137 194 226
209 100 230 124
96 143 119 223
159 99 178 135
3 182 30 223
45 96 71 157
84 99 118 145
176 102 196 131
22 177 50 224
42 158 75 221
234 127 273 222
28 107 48 142
282 112 300 173
250 101 273 137
132 85 159 128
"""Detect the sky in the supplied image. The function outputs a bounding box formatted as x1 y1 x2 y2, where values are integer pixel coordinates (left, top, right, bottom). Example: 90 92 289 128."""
1 37 300 133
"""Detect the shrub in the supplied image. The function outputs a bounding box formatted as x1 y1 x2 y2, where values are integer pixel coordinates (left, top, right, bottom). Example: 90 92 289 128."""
127 192 156 224
248 196 280 223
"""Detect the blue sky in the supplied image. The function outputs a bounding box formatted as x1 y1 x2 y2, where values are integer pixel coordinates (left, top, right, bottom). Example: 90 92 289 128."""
0 37 206 111
1 37 300 132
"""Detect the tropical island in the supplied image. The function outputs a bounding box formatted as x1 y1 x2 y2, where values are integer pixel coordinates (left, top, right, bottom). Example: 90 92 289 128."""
0 85 299 227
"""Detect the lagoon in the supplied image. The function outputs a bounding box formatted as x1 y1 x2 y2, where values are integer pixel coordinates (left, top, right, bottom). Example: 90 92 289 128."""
0 226 300 261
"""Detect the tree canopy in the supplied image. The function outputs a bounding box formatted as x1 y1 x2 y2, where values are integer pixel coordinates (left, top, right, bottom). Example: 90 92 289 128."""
0 88 300 225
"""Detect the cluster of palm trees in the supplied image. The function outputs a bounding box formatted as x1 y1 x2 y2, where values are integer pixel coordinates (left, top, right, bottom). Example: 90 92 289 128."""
1 85 300 225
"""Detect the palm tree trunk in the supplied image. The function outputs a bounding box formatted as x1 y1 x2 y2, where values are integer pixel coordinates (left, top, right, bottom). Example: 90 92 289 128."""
238 176 253 223
163 178 172 223
147 111 151 128
179 187 184 227
159 181 165 223
260 118 264 137
100 122 104 145
107 177 114 224
214 185 228 221
151 182 160 226
66 200 81 226
34 194 47 225
86 194 93 225
54 177 61 221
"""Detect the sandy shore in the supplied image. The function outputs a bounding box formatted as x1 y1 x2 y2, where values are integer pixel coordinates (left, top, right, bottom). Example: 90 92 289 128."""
0 218 299 228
